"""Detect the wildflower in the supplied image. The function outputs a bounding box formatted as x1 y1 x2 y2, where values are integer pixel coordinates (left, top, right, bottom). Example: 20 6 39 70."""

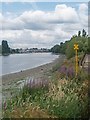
22 77 49 95
60 66 67 74
67 67 74 78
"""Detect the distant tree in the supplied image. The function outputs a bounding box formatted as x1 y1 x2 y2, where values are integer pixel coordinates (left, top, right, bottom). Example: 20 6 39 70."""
78 31 81 37
10 49 16 54
51 45 60 53
2 40 10 55
15 48 19 53
59 42 68 54
60 42 63 46
82 29 87 37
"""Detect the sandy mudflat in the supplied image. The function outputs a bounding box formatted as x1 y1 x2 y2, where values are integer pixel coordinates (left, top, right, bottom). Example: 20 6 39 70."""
2 55 66 86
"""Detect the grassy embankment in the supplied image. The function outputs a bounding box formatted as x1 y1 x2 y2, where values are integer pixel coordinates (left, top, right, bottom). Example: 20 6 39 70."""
3 54 88 118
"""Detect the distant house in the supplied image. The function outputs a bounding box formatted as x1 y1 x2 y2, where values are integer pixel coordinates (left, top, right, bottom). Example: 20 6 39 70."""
28 48 49 53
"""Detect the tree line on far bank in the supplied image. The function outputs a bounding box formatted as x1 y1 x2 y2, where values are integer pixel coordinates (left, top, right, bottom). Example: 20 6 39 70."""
51 29 90 59
0 40 50 55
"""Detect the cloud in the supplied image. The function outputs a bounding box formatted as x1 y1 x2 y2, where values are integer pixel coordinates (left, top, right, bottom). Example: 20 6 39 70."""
1 28 70 48
78 3 88 13
54 4 79 23
0 3 88 48
78 3 88 27
1 4 80 30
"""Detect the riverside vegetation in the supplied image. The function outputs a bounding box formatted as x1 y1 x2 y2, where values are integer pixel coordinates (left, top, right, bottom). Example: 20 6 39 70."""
2 30 89 118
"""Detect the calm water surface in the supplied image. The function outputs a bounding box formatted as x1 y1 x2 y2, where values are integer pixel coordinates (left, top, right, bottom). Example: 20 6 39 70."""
0 53 59 75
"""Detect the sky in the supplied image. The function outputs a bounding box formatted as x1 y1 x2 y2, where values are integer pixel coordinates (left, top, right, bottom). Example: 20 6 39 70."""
0 1 88 49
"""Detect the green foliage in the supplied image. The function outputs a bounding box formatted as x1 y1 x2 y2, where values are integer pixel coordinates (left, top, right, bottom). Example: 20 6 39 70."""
51 44 60 53
60 41 69 54
65 39 75 59
77 69 88 81
51 29 89 59
66 36 88 59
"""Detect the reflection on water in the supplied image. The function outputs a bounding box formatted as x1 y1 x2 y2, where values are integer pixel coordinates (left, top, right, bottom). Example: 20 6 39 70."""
0 53 59 75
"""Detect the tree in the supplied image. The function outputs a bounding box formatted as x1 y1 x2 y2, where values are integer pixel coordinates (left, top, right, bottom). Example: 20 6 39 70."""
60 42 63 46
51 45 60 53
71 35 77 40
65 40 75 59
82 29 86 37
2 40 10 55
15 48 19 53
78 31 81 37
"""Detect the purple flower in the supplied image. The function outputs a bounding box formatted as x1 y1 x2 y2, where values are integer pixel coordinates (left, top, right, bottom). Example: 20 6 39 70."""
59 65 67 75
67 67 74 78
58 65 75 78
23 77 49 90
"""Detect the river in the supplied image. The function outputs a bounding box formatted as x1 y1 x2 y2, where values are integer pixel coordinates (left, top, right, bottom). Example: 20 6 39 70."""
0 53 59 75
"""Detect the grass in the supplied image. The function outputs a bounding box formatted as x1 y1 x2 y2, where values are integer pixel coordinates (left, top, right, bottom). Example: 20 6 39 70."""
2 56 89 118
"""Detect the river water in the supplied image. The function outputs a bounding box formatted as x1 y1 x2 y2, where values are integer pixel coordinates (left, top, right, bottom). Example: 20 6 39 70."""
0 53 59 75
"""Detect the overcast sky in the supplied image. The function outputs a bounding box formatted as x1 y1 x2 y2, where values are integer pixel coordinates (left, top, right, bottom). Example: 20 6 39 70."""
0 1 88 49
